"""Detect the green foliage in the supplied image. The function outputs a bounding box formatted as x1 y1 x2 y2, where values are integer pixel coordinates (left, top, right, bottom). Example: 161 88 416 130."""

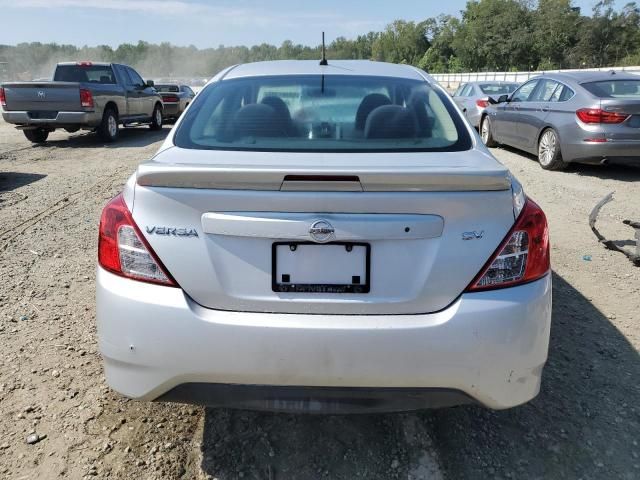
1 0 639 80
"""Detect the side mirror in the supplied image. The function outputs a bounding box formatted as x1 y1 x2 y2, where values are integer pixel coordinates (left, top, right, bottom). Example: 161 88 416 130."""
146 79 155 87
497 94 509 104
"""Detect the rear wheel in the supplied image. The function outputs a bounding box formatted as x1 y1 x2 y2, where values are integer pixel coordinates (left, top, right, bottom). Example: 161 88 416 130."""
150 104 163 130
538 128 567 170
480 116 497 147
23 128 49 143
98 108 119 142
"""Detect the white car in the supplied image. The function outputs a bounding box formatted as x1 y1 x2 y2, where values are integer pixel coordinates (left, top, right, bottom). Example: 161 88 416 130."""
97 60 551 413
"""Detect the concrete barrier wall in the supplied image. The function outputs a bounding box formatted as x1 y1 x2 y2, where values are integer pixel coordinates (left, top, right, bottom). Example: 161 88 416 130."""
432 66 640 91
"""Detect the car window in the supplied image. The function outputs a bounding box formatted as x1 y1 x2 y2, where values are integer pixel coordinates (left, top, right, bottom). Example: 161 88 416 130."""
126 67 145 87
453 84 466 96
581 80 640 98
185 86 195 96
157 84 180 93
511 80 539 102
558 86 575 101
531 79 560 102
460 84 474 97
175 74 471 153
478 83 519 95
54 64 116 84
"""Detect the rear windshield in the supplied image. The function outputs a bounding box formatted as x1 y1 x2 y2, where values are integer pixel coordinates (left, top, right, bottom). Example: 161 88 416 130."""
156 84 179 92
479 83 519 95
174 75 471 152
582 80 640 98
54 65 116 84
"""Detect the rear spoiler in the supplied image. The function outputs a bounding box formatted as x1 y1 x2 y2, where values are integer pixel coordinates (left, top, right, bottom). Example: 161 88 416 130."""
136 163 511 192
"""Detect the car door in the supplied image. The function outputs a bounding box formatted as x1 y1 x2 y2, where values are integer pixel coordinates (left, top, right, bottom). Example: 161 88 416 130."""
516 79 560 150
454 84 475 121
113 65 135 118
117 66 144 117
495 79 539 146
126 67 154 117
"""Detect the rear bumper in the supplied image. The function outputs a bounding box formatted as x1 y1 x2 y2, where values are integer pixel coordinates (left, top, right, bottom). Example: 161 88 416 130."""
162 103 181 117
562 138 640 164
96 267 552 411
1 110 101 127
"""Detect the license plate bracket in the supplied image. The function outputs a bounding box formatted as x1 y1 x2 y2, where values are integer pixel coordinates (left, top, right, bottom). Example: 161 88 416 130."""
272 242 370 294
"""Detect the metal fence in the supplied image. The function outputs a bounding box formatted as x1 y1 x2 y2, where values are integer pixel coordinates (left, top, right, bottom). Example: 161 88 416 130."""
431 66 640 89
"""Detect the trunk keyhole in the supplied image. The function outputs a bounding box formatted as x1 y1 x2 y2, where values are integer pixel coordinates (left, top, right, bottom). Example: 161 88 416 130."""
405 227 411 233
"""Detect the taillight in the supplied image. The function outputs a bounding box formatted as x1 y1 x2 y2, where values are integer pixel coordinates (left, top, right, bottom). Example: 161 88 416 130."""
576 108 629 124
162 95 179 103
476 98 489 108
0 87 6 107
98 193 177 287
76 61 93 66
80 88 94 108
466 198 550 291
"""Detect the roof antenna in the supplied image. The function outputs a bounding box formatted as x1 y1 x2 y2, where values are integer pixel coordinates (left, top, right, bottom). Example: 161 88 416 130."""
319 32 328 66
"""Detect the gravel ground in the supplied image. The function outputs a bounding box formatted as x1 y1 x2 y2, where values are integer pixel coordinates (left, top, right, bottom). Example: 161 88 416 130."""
0 120 638 479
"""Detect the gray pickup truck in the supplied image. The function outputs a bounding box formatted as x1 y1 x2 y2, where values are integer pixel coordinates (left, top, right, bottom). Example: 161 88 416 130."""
0 62 164 143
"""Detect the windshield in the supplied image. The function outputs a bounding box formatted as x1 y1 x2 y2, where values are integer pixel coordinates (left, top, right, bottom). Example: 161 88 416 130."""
174 75 471 152
479 83 519 95
582 80 640 98
156 84 180 92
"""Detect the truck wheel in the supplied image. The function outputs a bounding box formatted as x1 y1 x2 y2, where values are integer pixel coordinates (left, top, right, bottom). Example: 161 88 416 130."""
23 128 49 144
150 104 163 131
98 108 119 142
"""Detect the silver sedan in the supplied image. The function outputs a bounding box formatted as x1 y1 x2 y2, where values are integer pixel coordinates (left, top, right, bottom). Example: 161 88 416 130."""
96 60 551 413
453 81 519 128
481 71 640 170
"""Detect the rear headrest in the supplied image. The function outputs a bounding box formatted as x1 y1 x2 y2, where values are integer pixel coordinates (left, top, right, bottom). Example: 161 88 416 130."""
364 105 417 139
232 104 287 138
407 90 434 136
100 75 112 84
355 93 391 130
260 96 294 134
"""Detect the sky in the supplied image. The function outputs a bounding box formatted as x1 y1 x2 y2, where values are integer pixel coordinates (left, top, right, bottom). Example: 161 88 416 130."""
0 0 625 48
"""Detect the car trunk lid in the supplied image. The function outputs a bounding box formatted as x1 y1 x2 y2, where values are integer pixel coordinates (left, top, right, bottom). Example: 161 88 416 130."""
130 147 516 315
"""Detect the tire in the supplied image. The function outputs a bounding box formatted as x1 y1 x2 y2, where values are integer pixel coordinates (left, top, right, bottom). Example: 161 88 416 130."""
538 128 567 171
23 128 49 143
98 108 119 142
149 104 163 130
480 116 497 147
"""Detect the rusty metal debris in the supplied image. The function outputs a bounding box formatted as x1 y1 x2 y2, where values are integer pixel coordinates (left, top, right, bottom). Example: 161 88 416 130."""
589 192 640 266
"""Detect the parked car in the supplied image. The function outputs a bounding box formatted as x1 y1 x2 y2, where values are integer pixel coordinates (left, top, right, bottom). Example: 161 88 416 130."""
154 83 196 120
480 71 640 170
0 62 164 143
96 60 551 413
453 81 519 128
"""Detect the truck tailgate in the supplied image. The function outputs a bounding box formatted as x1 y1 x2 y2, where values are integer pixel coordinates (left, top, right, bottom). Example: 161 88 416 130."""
2 82 81 112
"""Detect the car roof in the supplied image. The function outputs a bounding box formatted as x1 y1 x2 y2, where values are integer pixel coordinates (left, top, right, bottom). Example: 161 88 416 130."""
217 60 428 82
57 62 112 67
466 80 520 85
536 70 640 85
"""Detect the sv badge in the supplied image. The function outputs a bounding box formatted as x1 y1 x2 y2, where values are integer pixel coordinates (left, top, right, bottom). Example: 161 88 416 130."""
462 230 484 241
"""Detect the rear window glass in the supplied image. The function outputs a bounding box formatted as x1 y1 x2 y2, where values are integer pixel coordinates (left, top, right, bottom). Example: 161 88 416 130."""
174 75 471 153
479 83 519 95
582 80 640 98
54 65 116 84
156 85 180 92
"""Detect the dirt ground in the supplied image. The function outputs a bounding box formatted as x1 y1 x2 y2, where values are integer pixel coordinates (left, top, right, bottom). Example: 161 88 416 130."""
0 120 638 480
